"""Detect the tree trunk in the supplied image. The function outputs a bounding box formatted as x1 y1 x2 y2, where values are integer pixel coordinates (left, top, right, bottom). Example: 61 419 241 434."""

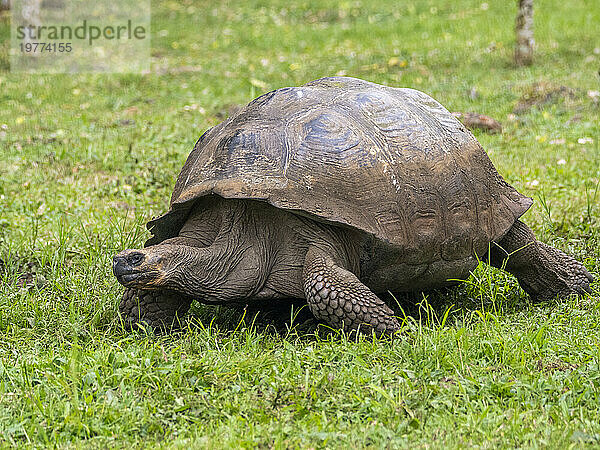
515 0 534 66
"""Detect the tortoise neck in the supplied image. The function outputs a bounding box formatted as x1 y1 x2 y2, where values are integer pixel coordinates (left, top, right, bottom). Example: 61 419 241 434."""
159 244 225 300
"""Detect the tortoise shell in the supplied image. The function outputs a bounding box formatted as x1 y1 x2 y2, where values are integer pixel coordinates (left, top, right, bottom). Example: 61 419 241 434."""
147 77 531 263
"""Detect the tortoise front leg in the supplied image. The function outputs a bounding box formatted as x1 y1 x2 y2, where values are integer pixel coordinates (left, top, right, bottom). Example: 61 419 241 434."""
488 220 594 301
119 288 193 332
302 247 400 335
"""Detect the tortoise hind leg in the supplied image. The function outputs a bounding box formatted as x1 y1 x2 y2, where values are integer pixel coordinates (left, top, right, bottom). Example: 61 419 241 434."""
302 247 400 335
488 220 594 301
119 288 193 332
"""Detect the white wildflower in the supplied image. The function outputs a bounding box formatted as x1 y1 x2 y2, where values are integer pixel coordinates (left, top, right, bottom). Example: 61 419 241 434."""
587 90 600 100
183 104 206 114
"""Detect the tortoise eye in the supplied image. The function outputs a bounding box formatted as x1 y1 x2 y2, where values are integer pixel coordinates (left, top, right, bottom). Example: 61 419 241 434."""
127 252 145 266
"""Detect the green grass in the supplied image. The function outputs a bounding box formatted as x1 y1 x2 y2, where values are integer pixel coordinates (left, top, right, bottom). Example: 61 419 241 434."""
1 0 599 447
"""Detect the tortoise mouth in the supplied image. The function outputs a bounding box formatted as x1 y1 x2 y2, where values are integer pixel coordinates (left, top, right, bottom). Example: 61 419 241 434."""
114 268 163 287
117 272 142 284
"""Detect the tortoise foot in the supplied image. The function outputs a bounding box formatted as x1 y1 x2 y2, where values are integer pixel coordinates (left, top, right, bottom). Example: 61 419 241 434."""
303 247 400 336
119 288 192 332
490 221 594 302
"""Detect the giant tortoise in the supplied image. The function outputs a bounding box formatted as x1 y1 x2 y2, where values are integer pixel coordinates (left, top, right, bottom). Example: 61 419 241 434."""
113 77 594 334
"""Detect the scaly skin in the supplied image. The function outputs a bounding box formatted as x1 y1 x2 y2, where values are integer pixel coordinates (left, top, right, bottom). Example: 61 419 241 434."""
489 220 594 301
302 247 400 335
119 288 192 332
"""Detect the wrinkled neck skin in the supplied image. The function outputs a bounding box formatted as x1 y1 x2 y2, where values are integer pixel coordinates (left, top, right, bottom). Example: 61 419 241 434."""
157 243 230 301
147 197 364 304
153 199 268 303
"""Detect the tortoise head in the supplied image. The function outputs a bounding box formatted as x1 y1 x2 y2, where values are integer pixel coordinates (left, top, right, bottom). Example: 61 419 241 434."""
113 247 175 289
112 241 228 298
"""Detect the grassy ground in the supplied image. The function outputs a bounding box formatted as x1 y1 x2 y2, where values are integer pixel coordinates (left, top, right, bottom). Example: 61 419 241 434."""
1 0 599 447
